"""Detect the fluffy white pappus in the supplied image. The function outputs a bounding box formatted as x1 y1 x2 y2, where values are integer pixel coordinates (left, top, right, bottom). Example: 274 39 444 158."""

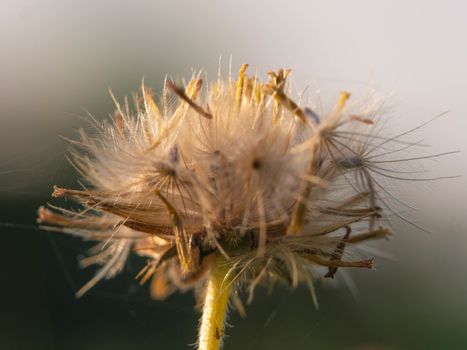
38 64 440 304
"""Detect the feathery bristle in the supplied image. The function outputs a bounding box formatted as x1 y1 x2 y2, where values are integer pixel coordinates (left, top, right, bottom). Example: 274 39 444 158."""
38 64 442 303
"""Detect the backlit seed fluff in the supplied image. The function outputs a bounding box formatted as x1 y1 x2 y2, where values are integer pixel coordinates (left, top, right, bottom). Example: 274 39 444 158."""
38 64 435 305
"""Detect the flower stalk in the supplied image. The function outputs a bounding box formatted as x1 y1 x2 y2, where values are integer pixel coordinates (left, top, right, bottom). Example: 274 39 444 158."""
198 253 232 350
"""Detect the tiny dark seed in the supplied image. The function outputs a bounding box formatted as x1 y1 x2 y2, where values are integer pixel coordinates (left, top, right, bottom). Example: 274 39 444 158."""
170 145 179 163
338 156 363 169
252 159 261 169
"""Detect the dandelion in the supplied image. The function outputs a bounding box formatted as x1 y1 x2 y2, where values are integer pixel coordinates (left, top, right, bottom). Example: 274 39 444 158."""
37 64 452 350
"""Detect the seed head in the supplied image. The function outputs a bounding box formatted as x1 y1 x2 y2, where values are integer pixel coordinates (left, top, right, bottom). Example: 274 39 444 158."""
38 64 426 304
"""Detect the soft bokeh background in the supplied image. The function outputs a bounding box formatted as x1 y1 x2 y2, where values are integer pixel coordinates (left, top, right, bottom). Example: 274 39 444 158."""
1 1 466 349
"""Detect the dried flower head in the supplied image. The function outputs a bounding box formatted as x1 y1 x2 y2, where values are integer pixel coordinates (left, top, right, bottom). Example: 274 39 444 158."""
37 63 451 349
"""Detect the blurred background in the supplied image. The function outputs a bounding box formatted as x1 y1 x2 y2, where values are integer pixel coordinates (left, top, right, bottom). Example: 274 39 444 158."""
1 1 466 349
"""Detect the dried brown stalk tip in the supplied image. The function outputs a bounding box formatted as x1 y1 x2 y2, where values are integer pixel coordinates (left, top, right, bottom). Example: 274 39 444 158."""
38 64 439 305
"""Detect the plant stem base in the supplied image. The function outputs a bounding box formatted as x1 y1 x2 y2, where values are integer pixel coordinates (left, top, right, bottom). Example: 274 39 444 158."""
198 255 231 350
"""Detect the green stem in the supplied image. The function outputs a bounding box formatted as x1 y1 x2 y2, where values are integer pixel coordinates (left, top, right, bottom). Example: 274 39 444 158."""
198 254 232 350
